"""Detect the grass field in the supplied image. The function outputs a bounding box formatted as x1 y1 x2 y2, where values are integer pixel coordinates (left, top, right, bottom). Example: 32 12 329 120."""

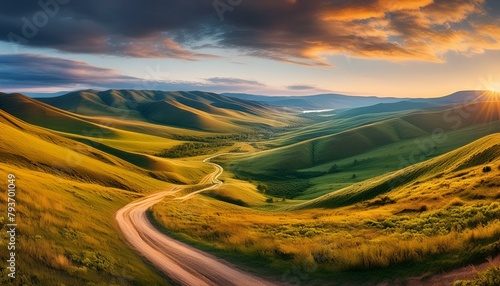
0 92 297 285
1 91 500 285
231 102 500 173
150 134 500 284
0 110 173 285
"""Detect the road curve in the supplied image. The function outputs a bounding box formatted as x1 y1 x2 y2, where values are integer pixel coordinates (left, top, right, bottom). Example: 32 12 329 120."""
116 154 277 286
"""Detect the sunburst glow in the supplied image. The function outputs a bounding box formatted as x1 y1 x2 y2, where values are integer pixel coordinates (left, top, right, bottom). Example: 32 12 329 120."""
488 84 500 92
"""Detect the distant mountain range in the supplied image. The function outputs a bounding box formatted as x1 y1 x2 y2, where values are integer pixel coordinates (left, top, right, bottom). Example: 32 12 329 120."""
225 90 498 113
223 93 405 111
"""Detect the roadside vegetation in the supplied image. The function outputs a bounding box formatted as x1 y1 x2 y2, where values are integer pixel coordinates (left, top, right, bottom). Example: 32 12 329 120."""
156 141 234 158
151 135 500 283
454 266 500 286
151 197 500 282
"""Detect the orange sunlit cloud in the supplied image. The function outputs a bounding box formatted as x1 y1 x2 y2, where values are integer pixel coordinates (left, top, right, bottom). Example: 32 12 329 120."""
299 0 500 64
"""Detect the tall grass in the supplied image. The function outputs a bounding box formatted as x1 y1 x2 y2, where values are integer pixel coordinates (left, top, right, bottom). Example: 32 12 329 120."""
0 164 167 285
151 193 500 279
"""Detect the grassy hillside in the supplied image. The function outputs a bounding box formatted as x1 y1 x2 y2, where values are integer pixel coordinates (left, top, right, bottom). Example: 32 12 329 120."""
151 134 500 284
0 92 121 137
231 101 500 173
295 133 500 209
0 110 174 285
0 92 188 151
224 102 500 199
38 90 305 132
296 122 500 199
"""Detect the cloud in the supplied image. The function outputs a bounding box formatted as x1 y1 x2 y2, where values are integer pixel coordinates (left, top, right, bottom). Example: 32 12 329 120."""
0 0 499 65
0 54 278 94
0 54 138 90
0 0 218 60
205 77 265 87
287 85 316 90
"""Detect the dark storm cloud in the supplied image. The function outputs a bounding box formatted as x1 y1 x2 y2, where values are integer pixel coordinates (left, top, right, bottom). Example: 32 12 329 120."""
0 0 499 64
0 0 218 59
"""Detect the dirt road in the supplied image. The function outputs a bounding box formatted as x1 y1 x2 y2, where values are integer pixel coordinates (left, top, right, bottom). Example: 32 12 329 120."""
116 154 277 286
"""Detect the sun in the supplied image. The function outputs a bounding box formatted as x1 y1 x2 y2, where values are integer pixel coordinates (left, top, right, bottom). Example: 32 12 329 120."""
478 75 500 97
488 84 500 92
487 87 500 97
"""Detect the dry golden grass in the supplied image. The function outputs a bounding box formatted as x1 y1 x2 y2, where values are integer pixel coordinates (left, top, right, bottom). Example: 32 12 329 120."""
0 164 168 285
0 110 174 284
151 143 500 279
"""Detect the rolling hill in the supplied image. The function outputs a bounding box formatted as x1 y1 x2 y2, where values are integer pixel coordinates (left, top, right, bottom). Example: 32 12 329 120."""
0 109 175 285
294 133 500 209
38 90 304 132
0 108 190 190
231 101 500 173
0 92 122 136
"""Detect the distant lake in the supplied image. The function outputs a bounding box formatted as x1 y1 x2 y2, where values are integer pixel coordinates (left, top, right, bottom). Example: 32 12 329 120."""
302 109 334 114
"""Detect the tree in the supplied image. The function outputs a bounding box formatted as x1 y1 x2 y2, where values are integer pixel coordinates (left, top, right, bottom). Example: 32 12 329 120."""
311 141 317 165
328 164 339 173
257 184 268 194
352 159 359 166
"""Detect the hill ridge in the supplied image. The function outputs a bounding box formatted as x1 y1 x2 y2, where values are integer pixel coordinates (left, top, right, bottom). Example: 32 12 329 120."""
36 89 301 132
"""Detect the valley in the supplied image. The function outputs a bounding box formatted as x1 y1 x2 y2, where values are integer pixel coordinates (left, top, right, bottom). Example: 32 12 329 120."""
0 90 499 285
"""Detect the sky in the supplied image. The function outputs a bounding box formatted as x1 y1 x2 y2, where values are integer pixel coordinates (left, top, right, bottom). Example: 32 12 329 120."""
1 0 500 98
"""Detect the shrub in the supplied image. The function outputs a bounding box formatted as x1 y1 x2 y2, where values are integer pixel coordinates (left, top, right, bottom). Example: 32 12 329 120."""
257 184 268 194
453 266 500 286
483 166 492 173
328 164 341 173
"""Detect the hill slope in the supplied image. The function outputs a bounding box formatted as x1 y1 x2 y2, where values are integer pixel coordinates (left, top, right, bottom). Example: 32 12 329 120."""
0 109 175 191
38 90 303 132
232 101 500 173
0 92 122 136
295 133 500 209
0 109 174 284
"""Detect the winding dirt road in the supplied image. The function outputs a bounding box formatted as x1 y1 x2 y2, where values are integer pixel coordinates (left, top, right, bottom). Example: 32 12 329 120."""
116 153 498 286
116 154 277 286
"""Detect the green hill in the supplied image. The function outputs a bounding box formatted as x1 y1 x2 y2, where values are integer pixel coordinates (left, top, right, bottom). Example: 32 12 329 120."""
0 109 174 191
294 133 500 209
232 102 500 173
0 109 172 285
0 92 121 137
38 90 304 132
